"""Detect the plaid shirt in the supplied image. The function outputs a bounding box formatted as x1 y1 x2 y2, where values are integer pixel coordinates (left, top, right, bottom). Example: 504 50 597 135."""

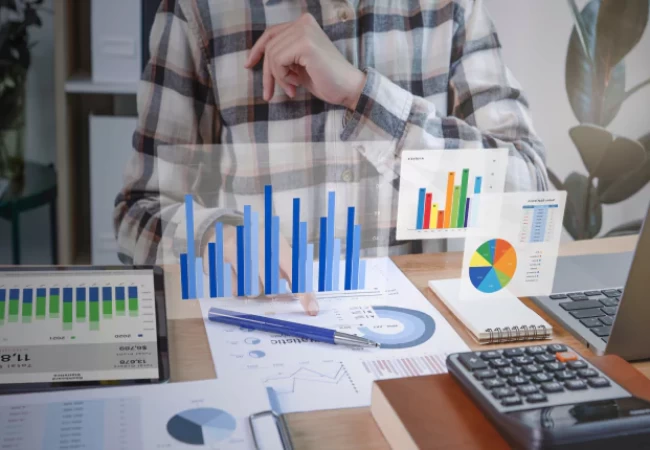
114 0 549 265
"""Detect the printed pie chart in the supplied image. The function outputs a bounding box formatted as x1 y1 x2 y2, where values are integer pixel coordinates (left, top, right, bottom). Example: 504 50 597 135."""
358 306 436 349
167 407 236 445
469 239 517 294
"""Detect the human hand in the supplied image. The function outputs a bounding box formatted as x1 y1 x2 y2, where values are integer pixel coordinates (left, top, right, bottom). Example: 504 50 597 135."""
244 13 367 110
203 224 319 315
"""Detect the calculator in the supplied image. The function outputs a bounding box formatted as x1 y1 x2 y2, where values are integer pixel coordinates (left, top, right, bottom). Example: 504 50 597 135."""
447 344 650 449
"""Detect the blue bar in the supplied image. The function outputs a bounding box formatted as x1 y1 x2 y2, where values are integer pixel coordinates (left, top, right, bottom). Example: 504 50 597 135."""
271 216 280 295
185 194 196 299
306 244 314 293
195 258 204 298
351 225 361 290
345 207 355 290
279 279 288 294
463 198 471 227
37 288 46 298
326 191 335 291
223 263 233 297
23 289 33 304
264 185 273 295
76 287 86 302
128 287 138 298
298 222 307 293
89 288 99 302
215 223 224 298
63 288 73 302
180 253 189 300
244 205 252 296
292 198 300 293
474 176 482 194
103 287 113 301
318 217 327 292
359 260 367 290
50 288 59 297
416 188 426 230
237 225 246 296
333 239 341 291
115 287 124 301
251 212 260 297
208 242 217 298
0 289 5 302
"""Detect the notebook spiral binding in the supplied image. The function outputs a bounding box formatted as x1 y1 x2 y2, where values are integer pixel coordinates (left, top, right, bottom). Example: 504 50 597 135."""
484 325 551 344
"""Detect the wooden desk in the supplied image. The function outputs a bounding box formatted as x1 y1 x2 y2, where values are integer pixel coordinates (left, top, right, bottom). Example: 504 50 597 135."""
166 235 648 449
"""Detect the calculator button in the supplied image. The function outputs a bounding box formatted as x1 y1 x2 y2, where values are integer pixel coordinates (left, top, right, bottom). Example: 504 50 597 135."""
522 364 543 375
535 354 555 364
600 316 614 326
577 368 599 378
493 388 516 399
580 318 602 328
555 370 577 381
602 306 618 316
512 356 535 366
588 377 611 388
458 353 488 371
480 351 501 360
570 308 605 319
591 326 612 337
498 367 519 377
549 294 568 299
525 346 545 355
483 378 506 389
489 358 510 369
541 382 564 393
585 291 602 296
547 344 567 353
599 298 619 307
560 300 603 311
502 348 524 357
517 385 539 396
501 396 523 407
602 290 619 297
568 294 589 301
474 370 497 380
545 362 566 372
526 393 548 404
508 376 529 386
556 352 578 362
565 379 588 390
531 373 554 383
566 360 588 370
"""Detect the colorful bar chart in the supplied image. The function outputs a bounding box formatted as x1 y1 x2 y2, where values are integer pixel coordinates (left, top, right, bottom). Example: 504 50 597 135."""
0 286 140 331
180 187 368 299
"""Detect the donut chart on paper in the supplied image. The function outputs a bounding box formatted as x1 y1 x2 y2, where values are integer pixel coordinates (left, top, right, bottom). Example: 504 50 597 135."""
469 239 517 294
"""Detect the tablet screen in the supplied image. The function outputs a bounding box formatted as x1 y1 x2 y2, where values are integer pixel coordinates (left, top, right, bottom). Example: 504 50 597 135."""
0 268 161 386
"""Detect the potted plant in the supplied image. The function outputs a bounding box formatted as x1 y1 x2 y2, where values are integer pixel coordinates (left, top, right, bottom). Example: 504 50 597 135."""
549 0 650 240
0 0 44 183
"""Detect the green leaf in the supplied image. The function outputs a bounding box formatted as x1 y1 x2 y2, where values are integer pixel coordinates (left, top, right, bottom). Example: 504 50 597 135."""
595 0 648 72
565 0 626 126
593 135 647 180
569 124 613 175
563 172 603 240
604 219 644 237
597 133 650 203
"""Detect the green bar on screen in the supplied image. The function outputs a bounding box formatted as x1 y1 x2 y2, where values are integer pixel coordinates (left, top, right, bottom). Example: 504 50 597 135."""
457 169 470 228
450 186 461 228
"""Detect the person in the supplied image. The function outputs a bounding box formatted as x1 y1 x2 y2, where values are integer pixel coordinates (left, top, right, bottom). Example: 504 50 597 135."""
114 0 549 315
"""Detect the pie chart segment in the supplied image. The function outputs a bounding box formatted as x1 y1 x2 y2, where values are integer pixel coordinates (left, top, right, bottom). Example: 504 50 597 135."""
469 239 517 294
167 407 237 445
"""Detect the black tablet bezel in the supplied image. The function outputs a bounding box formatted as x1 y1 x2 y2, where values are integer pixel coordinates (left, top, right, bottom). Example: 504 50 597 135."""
0 265 170 395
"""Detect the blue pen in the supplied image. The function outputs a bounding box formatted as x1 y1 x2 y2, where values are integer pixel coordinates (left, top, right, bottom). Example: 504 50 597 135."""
208 307 380 348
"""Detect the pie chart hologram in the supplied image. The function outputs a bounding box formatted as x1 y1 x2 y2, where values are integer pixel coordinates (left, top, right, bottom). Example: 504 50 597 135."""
469 239 517 294
167 408 237 445
358 306 436 349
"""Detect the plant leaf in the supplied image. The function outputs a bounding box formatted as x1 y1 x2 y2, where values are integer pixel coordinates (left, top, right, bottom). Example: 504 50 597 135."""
563 172 603 239
604 219 644 237
593 136 647 180
566 0 593 65
596 0 649 71
547 169 565 190
569 124 613 175
597 133 650 203
565 0 627 126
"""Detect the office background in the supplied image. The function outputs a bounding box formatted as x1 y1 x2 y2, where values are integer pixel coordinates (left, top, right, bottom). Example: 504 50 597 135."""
1 0 649 264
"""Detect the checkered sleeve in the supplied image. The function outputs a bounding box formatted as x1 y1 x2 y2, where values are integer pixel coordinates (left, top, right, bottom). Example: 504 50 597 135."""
113 0 240 265
341 0 549 192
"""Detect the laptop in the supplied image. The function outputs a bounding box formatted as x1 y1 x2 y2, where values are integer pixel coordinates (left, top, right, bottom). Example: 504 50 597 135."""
531 206 650 361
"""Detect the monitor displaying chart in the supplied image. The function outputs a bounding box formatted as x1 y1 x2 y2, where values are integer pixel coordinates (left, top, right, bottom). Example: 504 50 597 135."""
0 269 159 385
396 149 509 240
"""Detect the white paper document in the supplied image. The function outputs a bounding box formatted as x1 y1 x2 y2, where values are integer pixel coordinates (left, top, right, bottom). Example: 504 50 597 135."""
199 257 470 413
0 379 282 450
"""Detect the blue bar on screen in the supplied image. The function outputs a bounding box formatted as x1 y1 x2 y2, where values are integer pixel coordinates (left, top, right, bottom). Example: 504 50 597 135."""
223 263 232 297
180 253 189 300
264 185 272 294
195 257 204 298
89 288 99 302
474 176 482 194
185 194 196 299
306 244 314 293
128 286 138 298
318 217 327 292
359 260 367 289
333 238 341 291
24 289 33 304
251 212 260 297
115 287 124 301
237 225 245 296
292 198 300 293
76 287 85 302
271 216 280 294
351 225 361 289
416 188 426 230
298 222 307 293
63 288 72 303
463 198 471 228
37 288 46 298
244 205 252 296
325 191 335 291
345 207 355 290
215 223 224 297
208 243 217 298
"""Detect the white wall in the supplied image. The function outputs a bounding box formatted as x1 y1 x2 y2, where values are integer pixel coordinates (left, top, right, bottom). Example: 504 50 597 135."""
487 0 650 238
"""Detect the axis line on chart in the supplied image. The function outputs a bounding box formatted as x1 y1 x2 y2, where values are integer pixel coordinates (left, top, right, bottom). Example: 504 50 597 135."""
263 362 359 394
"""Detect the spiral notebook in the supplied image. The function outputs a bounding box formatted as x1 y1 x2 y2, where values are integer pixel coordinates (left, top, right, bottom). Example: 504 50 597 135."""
428 278 553 344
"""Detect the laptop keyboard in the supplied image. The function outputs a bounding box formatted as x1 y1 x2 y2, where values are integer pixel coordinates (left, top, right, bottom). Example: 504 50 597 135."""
549 289 623 342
